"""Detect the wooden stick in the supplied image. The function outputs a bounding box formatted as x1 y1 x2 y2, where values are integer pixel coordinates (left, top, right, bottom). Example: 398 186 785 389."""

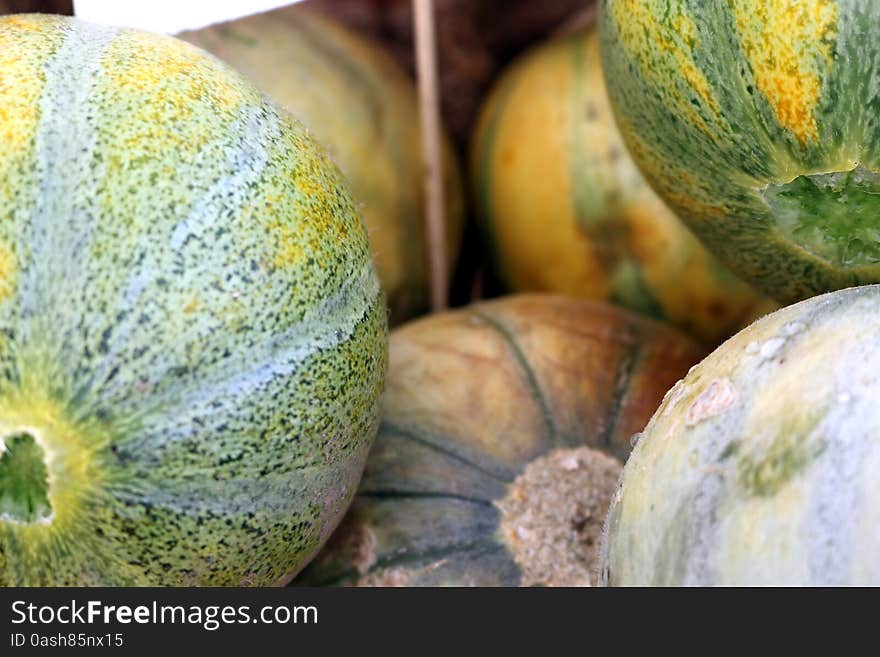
413 0 448 311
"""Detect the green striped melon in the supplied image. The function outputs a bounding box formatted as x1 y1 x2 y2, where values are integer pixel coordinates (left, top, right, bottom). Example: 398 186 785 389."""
600 0 880 303
601 285 880 585
0 14 387 586
472 25 775 344
295 295 703 586
181 6 465 323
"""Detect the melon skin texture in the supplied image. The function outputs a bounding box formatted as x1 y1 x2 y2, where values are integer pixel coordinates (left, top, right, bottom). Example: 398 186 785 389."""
471 26 774 344
0 15 387 586
295 295 704 586
181 6 465 323
601 285 880 586
600 1 880 304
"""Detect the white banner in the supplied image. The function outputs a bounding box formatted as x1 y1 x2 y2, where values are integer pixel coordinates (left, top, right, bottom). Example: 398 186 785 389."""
73 0 303 34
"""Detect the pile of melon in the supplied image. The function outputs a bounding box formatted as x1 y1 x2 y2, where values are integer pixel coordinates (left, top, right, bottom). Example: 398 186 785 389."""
2 0 880 587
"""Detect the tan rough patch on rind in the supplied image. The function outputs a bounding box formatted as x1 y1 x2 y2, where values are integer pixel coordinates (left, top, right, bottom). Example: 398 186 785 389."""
358 567 411 587
496 446 622 587
685 377 738 426
357 560 449 587
350 524 378 575
731 0 838 144
317 519 378 576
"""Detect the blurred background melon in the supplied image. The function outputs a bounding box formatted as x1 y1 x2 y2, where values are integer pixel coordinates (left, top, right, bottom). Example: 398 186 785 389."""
471 25 776 344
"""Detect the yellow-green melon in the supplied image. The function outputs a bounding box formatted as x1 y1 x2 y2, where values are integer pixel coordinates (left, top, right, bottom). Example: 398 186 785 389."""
0 14 386 586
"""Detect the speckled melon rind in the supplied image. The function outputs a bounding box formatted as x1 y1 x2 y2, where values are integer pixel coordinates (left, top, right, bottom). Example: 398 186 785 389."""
601 285 880 585
0 14 387 586
599 0 880 303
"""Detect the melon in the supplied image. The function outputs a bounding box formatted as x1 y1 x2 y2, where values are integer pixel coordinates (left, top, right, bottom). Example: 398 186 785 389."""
0 14 387 586
295 295 703 586
599 0 880 303
601 285 880 585
181 6 465 322
471 25 775 344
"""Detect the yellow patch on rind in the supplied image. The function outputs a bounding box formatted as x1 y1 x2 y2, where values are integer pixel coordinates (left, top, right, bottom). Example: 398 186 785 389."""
99 31 252 165
0 18 56 205
103 31 247 110
0 243 17 303
731 0 838 145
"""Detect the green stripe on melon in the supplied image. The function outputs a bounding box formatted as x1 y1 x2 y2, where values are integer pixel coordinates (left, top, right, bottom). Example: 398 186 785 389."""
470 24 775 344
296 295 703 586
599 0 880 303
601 285 880 585
180 6 465 323
0 14 387 586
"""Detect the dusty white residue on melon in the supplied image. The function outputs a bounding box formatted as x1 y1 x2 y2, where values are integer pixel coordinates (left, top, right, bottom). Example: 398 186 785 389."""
780 321 805 336
758 337 785 359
